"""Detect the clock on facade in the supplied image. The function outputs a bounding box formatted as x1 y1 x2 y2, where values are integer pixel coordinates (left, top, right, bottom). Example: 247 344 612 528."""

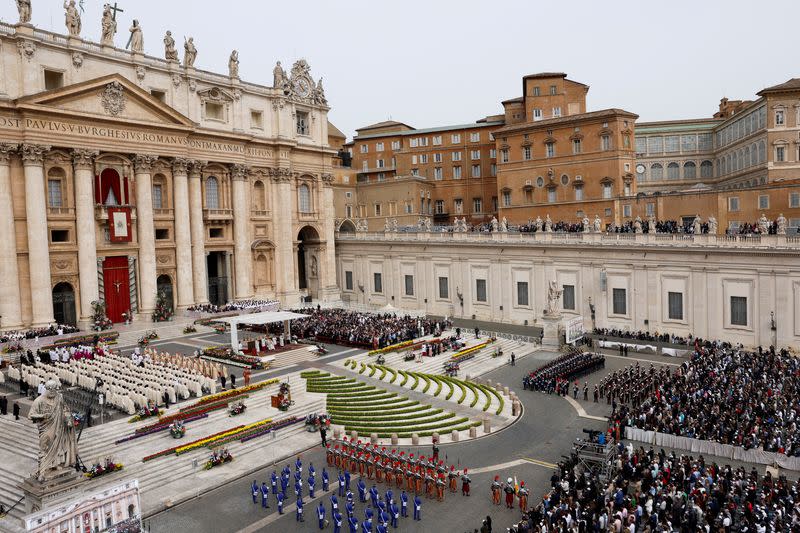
294 78 312 98
635 164 646 174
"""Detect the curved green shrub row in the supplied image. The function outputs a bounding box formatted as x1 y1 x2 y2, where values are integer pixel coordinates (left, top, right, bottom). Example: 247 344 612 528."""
454 380 468 405
300 370 329 378
410 373 419 390
398 370 409 387
327 401 420 414
387 367 398 384
339 413 456 430
331 409 444 424
368 364 378 378
343 416 470 435
378 366 388 380
420 374 432 394
307 376 355 384
359 363 367 374
463 381 481 408
326 394 399 405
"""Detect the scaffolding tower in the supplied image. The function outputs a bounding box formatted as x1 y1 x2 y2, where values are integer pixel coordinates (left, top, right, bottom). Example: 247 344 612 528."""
572 438 616 483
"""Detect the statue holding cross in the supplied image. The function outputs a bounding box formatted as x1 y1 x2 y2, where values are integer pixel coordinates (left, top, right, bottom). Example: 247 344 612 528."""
100 3 121 46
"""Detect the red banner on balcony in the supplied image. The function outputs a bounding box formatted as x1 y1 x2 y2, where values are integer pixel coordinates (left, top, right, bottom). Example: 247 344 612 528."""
108 207 132 243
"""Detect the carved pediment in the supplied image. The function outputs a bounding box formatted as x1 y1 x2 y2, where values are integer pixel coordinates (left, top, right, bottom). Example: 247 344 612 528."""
197 87 235 103
15 74 194 128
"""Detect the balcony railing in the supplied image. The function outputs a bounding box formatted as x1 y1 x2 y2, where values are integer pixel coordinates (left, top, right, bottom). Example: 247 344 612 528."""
153 208 174 219
47 207 75 217
95 205 137 221
203 208 233 220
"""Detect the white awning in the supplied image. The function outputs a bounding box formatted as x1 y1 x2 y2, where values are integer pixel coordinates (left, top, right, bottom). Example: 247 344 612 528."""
219 310 309 326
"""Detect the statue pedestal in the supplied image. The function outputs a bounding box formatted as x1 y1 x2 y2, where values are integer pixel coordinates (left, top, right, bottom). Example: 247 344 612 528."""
540 313 562 349
19 470 85 515
14 23 34 36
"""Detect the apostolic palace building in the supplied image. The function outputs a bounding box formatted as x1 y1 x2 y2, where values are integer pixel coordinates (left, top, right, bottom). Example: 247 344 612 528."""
0 17 340 331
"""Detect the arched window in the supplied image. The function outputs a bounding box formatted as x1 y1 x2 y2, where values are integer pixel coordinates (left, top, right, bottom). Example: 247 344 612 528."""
667 162 680 179
650 163 663 180
683 161 696 179
700 160 713 178
205 177 219 209
758 140 766 163
253 180 265 211
298 184 311 213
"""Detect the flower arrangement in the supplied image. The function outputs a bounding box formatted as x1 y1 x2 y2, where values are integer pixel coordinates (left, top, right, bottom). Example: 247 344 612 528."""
449 340 492 364
367 340 414 356
142 425 245 462
91 300 113 331
3 343 23 354
174 419 273 455
196 379 278 406
183 325 197 334
213 323 226 334
228 401 247 417
114 413 208 444
127 403 160 423
169 420 186 439
151 290 173 322
238 416 303 443
71 412 84 428
121 311 131 325
85 458 123 479
204 448 232 470
200 347 263 369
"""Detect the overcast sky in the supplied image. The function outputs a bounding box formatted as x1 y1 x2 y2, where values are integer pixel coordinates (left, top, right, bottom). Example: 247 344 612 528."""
3 0 798 139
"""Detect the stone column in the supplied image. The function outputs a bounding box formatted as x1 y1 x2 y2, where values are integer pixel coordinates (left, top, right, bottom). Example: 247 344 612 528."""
231 164 253 299
21 144 54 326
0 144 23 330
171 158 194 308
72 149 99 322
272 168 298 304
188 161 208 304
133 154 158 317
318 173 340 301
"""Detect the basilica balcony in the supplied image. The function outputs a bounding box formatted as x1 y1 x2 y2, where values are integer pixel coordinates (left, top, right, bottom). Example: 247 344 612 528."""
251 210 270 219
153 208 174 220
298 210 318 221
94 204 137 221
46 207 75 219
203 208 233 221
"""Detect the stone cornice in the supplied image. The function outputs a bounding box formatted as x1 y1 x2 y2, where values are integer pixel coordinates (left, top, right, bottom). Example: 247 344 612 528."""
132 154 159 174
71 149 99 170
20 143 51 165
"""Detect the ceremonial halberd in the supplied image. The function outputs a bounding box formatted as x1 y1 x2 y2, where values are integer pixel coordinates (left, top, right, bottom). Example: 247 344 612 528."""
0 16 341 331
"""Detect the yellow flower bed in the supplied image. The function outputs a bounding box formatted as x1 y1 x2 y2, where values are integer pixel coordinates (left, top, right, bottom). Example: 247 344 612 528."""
450 340 492 361
368 340 414 356
196 378 279 405
174 418 274 455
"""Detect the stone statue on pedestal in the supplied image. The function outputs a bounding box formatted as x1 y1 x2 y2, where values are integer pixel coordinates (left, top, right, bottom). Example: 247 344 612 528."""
534 216 542 232
692 215 702 235
127 20 144 53
582 216 590 232
29 381 78 481
384 218 391 233
183 37 197 67
163 31 178 61
593 215 602 233
313 78 327 105
64 0 81 37
633 216 643 234
707 216 718 235
758 213 769 234
273 61 287 89
777 213 787 235
100 4 117 46
17 0 32 24
500 217 508 232
229 50 239 78
490 216 499 232
391 218 398 232
544 214 553 232
545 280 563 316
648 217 656 234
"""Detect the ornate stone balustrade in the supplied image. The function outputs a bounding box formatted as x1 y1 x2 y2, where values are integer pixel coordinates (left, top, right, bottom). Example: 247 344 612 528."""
336 230 800 250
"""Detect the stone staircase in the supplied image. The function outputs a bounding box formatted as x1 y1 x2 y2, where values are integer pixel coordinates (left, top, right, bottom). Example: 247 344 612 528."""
0 417 38 527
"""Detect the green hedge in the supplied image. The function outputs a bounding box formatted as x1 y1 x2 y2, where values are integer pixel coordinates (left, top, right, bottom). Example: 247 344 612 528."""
387 367 398 384
331 409 444 425
410 373 420 390
326 394 399 405
359 363 367 374
378 366 388 380
464 381 481 408
398 370 409 387
328 401 419 413
300 370 329 378
454 380 468 405
337 412 455 429
420 374 431 394
429 376 444 397
343 416 470 435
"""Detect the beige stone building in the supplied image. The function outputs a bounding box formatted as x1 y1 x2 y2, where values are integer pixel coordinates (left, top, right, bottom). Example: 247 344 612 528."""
335 232 800 348
0 17 339 330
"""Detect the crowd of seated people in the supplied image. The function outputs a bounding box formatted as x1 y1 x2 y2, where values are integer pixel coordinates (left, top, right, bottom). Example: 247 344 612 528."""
523 350 605 393
529 443 800 531
253 308 450 349
0 323 80 344
615 344 800 456
186 299 279 314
